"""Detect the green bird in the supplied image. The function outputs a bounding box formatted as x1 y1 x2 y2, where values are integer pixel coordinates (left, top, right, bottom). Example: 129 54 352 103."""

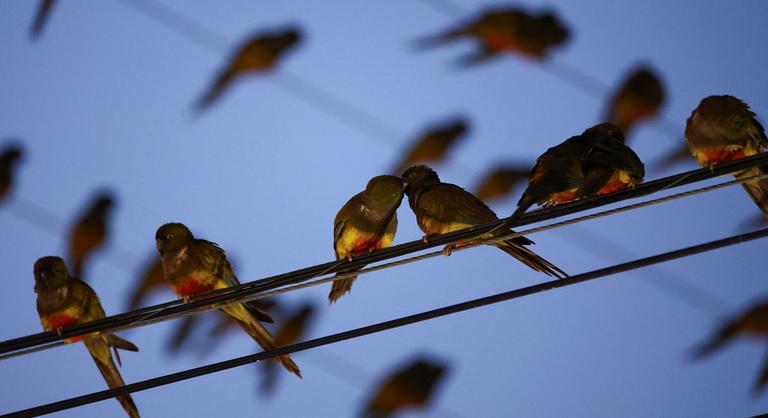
604 66 665 136
155 222 301 377
331 175 405 303
195 27 302 112
0 144 23 204
473 163 531 202
362 358 447 418
685 95 768 216
67 192 115 279
33 256 140 418
507 123 644 226
416 7 568 66
401 165 566 278
392 118 469 175
693 299 768 392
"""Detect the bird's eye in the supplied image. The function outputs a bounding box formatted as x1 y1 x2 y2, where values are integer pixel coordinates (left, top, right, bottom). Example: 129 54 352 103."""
166 234 174 240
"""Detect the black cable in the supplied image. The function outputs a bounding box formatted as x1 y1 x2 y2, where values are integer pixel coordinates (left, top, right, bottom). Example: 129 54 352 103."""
1 153 766 357
4 227 767 417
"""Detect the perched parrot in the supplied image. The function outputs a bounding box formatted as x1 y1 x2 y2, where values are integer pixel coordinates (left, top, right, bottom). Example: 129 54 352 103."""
33 256 140 418
392 119 469 175
604 66 665 136
473 163 531 202
401 165 566 278
195 27 302 112
693 299 768 392
331 175 405 303
685 95 768 216
30 0 56 40
361 358 447 418
416 7 568 65
0 144 23 203
261 303 316 396
507 123 644 225
127 254 165 310
154 222 301 377
67 192 115 279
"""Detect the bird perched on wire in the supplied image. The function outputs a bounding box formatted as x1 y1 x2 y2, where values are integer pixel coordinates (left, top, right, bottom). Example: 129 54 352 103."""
30 0 56 40
67 192 115 279
415 7 568 66
473 163 531 202
401 165 566 277
503 123 644 228
0 143 23 204
693 299 768 392
392 118 469 175
361 358 447 418
195 27 302 112
685 95 768 216
154 222 301 377
33 256 141 418
331 175 405 303
603 66 665 136
260 303 316 396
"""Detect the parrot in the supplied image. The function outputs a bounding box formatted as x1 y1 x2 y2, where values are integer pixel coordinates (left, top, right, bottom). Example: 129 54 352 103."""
330 175 405 303
473 163 531 202
652 144 694 172
195 27 302 112
67 192 115 279
415 7 568 65
0 144 23 204
693 299 768 392
361 358 447 418
33 256 140 418
127 254 165 310
505 123 644 227
401 165 566 278
392 118 469 175
260 303 316 396
154 222 301 377
30 0 56 40
604 66 665 136
685 95 768 216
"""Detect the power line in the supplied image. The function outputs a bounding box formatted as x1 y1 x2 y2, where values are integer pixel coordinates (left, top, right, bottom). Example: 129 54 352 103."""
1 153 767 359
4 227 767 417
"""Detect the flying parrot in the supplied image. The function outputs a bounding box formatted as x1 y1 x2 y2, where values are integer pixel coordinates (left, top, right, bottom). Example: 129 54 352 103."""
67 192 115 279
473 163 531 202
30 0 56 40
693 299 768 392
604 66 665 136
416 7 568 65
401 165 566 277
127 254 165 310
331 175 405 303
154 222 301 377
505 123 644 226
685 95 768 216
260 303 316 396
0 144 23 204
392 118 469 175
195 27 302 112
361 358 447 418
33 256 140 418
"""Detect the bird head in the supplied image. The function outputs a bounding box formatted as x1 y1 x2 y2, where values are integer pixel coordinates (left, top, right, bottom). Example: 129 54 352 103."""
583 122 625 143
366 175 405 207
401 165 440 195
1 145 23 165
155 222 194 255
34 256 71 293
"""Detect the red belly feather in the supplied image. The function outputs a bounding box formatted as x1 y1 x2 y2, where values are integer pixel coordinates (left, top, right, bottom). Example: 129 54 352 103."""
173 278 215 298
43 314 89 343
351 237 383 256
550 190 578 204
598 180 630 195
701 148 746 164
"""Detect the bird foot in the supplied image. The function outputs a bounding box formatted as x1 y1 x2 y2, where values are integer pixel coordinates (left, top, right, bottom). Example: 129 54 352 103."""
346 255 354 262
55 327 63 336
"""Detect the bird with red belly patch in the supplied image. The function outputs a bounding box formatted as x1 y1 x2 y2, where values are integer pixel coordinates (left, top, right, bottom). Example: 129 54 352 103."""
416 7 568 66
401 165 566 278
362 358 447 418
603 66 665 137
392 118 468 175
331 175 405 303
67 192 114 279
195 27 302 112
686 95 768 216
33 256 140 418
503 123 644 229
155 222 301 377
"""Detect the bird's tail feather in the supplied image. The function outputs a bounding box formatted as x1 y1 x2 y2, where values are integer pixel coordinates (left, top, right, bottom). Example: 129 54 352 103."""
195 67 237 113
328 267 362 304
493 240 567 278
691 322 740 359
84 339 140 418
738 165 768 217
413 28 467 50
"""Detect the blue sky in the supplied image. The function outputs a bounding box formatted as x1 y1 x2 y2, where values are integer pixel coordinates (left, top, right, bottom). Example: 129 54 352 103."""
1 0 768 417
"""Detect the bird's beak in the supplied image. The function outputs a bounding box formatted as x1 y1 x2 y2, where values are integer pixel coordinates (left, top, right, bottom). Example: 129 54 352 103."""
155 239 164 254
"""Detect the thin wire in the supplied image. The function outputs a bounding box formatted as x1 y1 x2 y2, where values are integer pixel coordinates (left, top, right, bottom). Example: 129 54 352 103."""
2 155 766 360
5 227 767 418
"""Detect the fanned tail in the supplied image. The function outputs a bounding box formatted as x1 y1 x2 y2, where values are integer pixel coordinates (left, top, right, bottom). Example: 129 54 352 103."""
493 239 567 278
737 165 768 217
328 267 362 304
84 338 140 418
223 304 302 378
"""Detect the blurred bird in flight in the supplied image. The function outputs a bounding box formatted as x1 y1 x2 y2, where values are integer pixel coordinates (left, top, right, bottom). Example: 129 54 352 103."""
473 162 531 202
685 95 768 216
0 143 23 204
260 303 316 396
126 254 165 310
361 357 447 418
67 192 115 279
392 118 469 175
604 66 665 137
33 256 141 418
30 0 56 40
